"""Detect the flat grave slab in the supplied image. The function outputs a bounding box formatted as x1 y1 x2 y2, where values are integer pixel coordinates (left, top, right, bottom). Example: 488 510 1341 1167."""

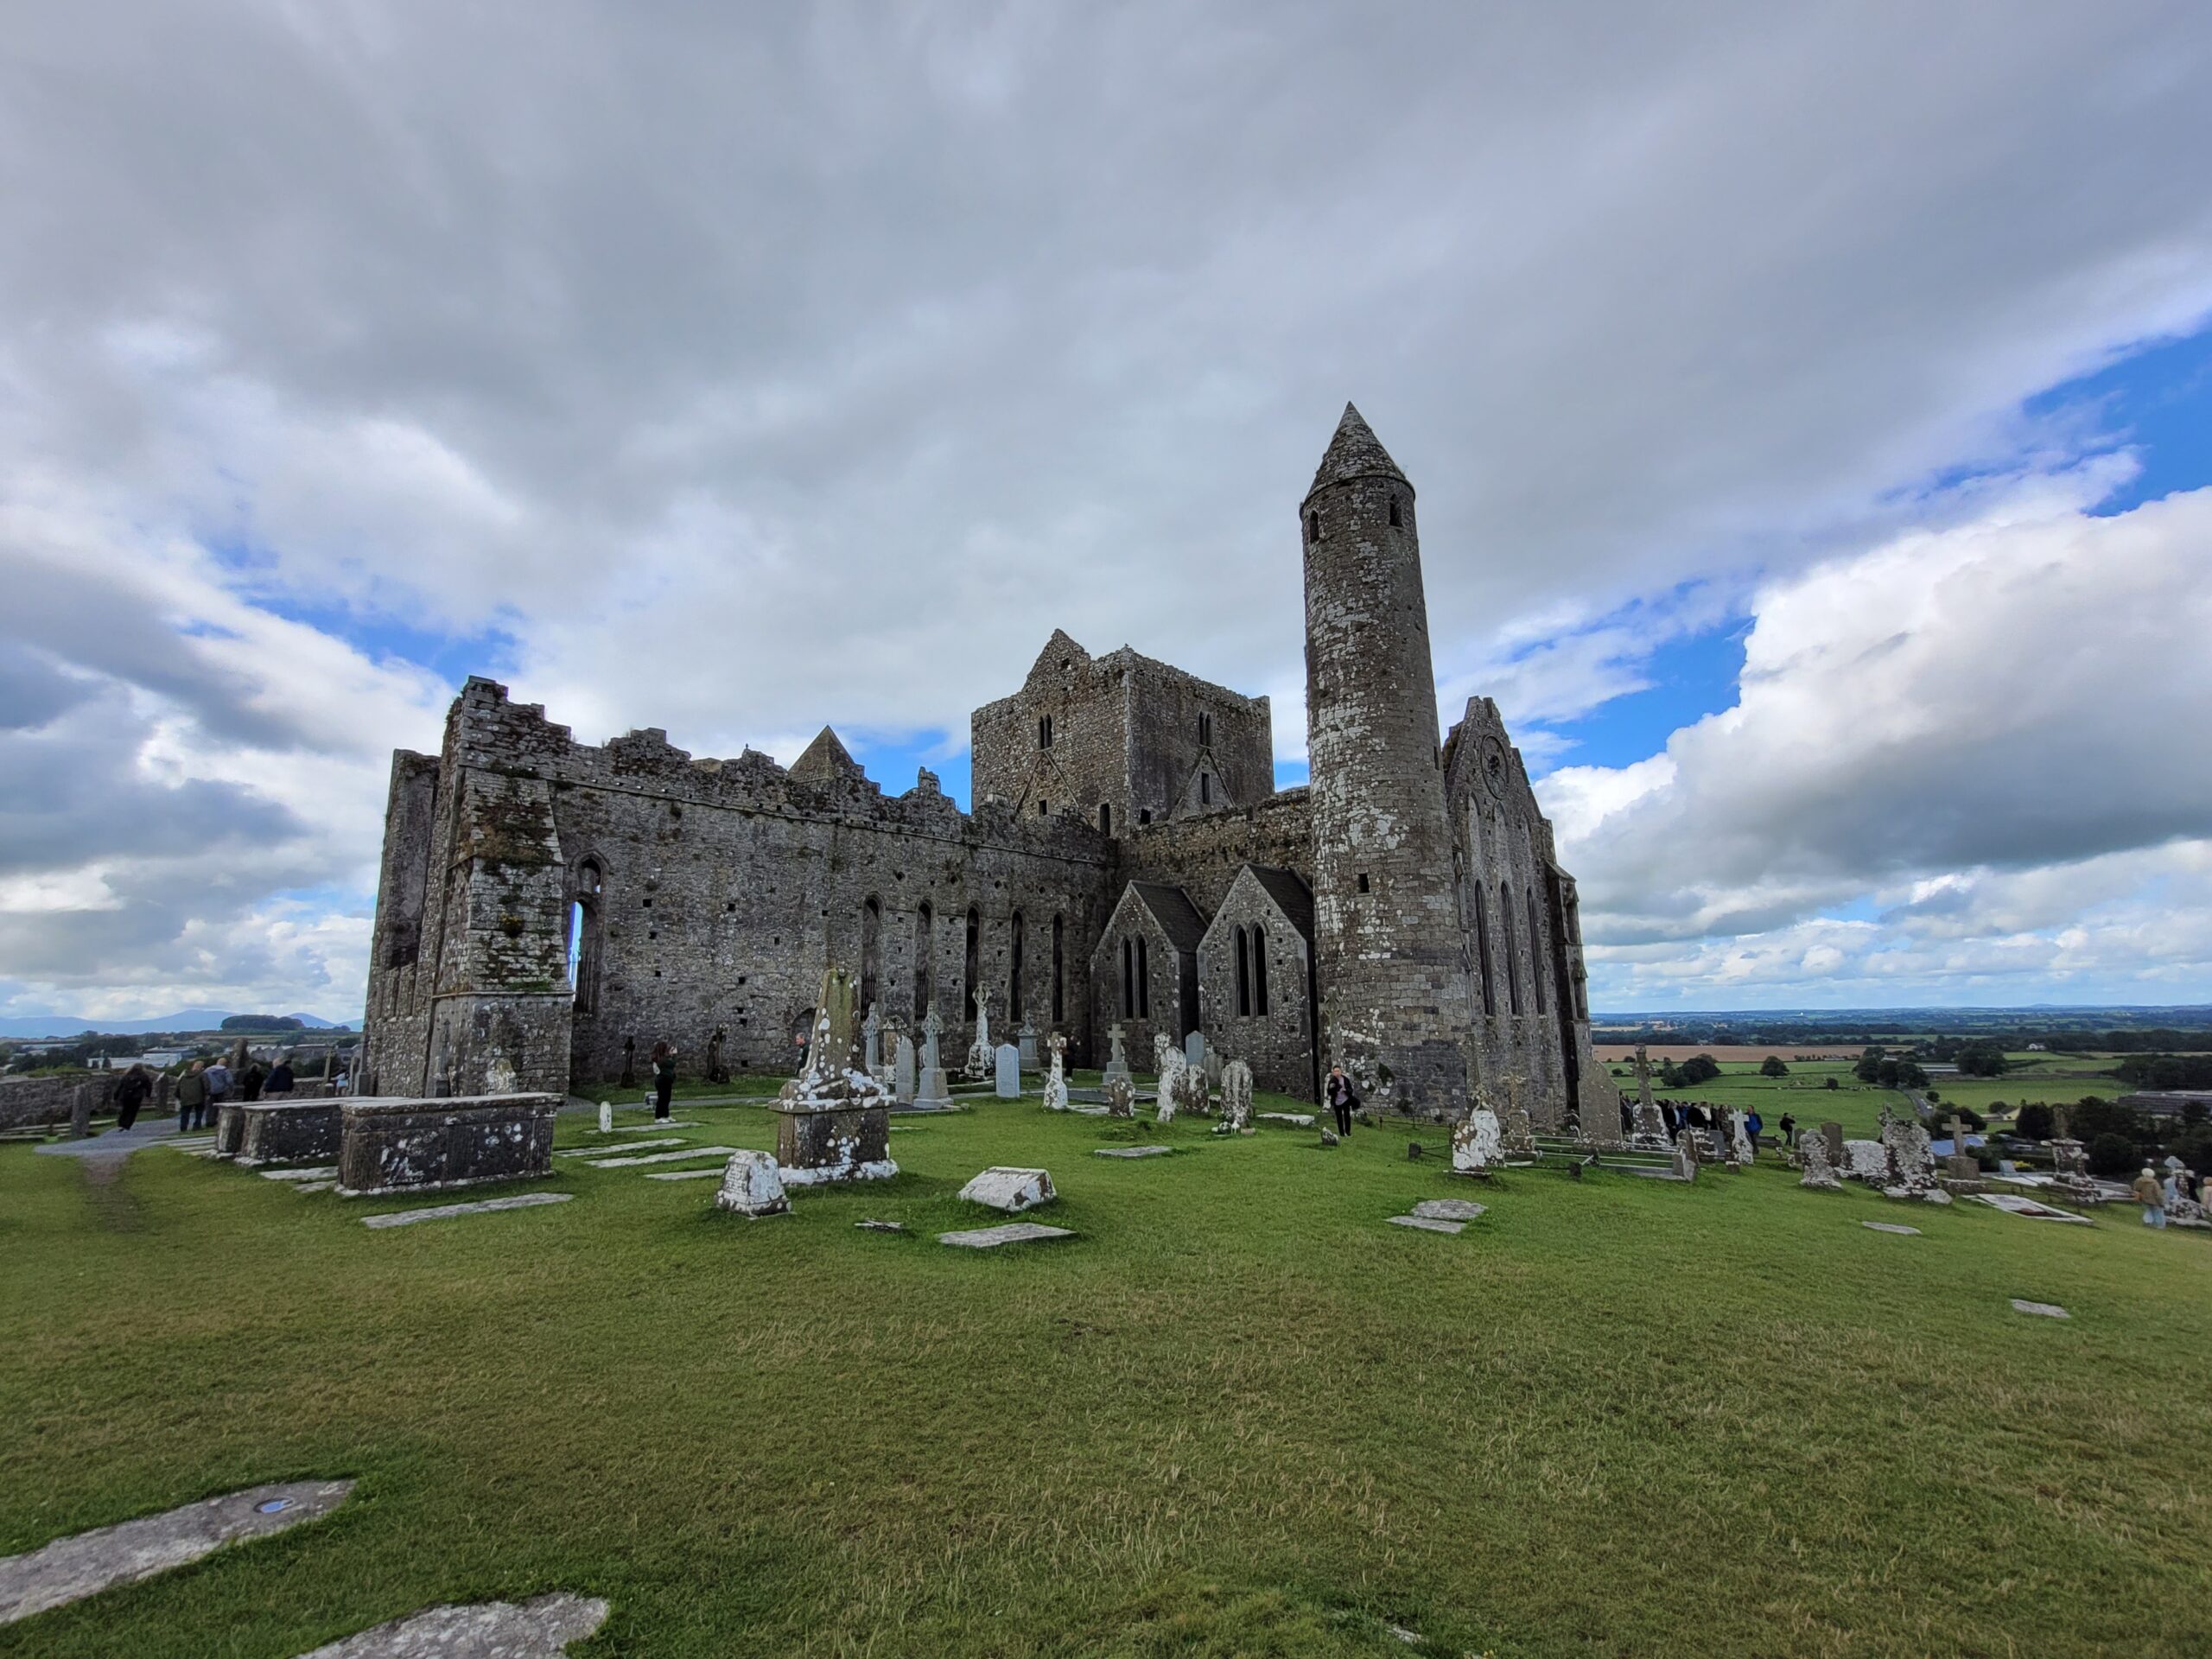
363 1192 575 1230
0 1478 354 1625
1257 1112 1317 1128
938 1222 1075 1249
259 1166 339 1181
1861 1221 1921 1235
584 1145 743 1169
1412 1198 1486 1221
2012 1299 2070 1319
1975 1192 2092 1224
600 1121 698 1133
1387 1214 1465 1234
296 1591 609 1657
1093 1146 1174 1159
556 1138 683 1158
855 1219 908 1233
643 1167 726 1181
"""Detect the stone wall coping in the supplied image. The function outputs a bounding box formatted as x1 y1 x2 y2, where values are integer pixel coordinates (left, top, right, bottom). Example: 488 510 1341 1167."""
342 1092 562 1119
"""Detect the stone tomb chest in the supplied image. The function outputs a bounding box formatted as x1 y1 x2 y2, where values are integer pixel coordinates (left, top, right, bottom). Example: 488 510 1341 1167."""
236 1099 344 1166
336 1093 560 1197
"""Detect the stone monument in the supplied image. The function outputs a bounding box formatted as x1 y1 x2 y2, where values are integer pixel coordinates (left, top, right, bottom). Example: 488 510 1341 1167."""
1016 1020 1039 1071
1041 1033 1069 1112
861 1002 883 1075
893 1034 917 1104
772 967 898 1185
1154 1040 1187 1125
912 1004 952 1110
1219 1058 1255 1133
1101 1022 1133 1090
1798 1130 1841 1190
1104 1075 1135 1119
715 1149 790 1217
1877 1108 1945 1202
995 1042 1021 1099
963 988 996 1082
1452 1104 1503 1174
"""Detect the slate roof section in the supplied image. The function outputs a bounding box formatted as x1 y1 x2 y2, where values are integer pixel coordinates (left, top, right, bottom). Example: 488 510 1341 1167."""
790 726 861 782
1244 866 1315 940
1306 402 1407 497
1130 882 1209 953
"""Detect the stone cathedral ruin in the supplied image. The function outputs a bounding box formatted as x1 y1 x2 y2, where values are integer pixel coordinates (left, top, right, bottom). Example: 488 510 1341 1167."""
361 407 1619 1128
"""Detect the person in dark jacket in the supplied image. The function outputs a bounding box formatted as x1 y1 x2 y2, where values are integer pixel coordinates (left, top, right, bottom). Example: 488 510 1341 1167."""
175 1062 209 1132
1779 1111 1798 1149
650 1041 677 1122
241 1060 268 1102
1325 1064 1358 1136
113 1064 153 1131
264 1058 296 1096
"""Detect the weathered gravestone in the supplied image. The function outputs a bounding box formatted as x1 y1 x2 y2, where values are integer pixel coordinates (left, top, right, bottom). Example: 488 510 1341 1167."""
912 1005 952 1109
1798 1129 1842 1190
774 968 897 1184
893 1034 916 1104
1101 1021 1133 1090
715 1149 790 1218
995 1043 1021 1099
1104 1075 1135 1119
1219 1059 1254 1133
957 1166 1057 1213
1016 1020 1039 1071
1452 1107 1503 1174
1041 1033 1069 1112
336 1094 560 1196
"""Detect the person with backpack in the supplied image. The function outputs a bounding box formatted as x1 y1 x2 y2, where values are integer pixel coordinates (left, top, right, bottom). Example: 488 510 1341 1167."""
1745 1109 1764 1149
175 1062 210 1133
204 1056 232 1122
1325 1064 1358 1137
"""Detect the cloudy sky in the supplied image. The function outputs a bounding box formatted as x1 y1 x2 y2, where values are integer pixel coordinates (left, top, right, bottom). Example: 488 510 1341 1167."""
3 1 2210 1022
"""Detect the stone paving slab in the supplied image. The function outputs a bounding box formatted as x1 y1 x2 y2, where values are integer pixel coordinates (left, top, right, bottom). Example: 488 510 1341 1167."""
1092 1146 1174 1159
643 1167 728 1181
296 1591 609 1656
1412 1198 1487 1221
363 1193 575 1230
1862 1221 1921 1235
260 1166 340 1181
598 1121 699 1134
1974 1192 2092 1224
296 1181 337 1193
0 1478 354 1625
555 1138 683 1158
1257 1112 1317 1128
855 1219 908 1233
938 1222 1075 1249
2012 1299 2070 1319
1386 1214 1465 1234
584 1146 743 1169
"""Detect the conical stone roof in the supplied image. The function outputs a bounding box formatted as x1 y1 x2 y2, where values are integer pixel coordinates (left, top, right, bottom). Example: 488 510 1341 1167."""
1306 403 1408 498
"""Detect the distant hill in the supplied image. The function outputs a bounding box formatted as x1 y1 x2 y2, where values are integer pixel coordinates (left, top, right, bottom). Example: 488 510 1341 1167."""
0 1009 353 1039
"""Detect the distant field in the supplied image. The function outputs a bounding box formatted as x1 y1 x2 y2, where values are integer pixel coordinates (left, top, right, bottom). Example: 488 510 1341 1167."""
1591 1043 1866 1063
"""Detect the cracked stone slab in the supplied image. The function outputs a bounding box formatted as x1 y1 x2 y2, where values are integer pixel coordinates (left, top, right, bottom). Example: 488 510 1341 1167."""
1975 1193 2092 1224
1092 1146 1173 1159
296 1591 609 1656
2012 1299 2070 1319
1386 1214 1465 1234
938 1222 1075 1249
584 1146 744 1168
363 1192 574 1230
1861 1221 1921 1235
0 1478 355 1625
555 1138 683 1158
1412 1198 1486 1221
642 1167 726 1181
260 1166 340 1181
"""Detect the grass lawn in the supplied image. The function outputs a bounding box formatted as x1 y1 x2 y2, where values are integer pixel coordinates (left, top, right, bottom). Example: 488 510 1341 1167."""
4 1094 2209 1656
1595 1059 1908 1138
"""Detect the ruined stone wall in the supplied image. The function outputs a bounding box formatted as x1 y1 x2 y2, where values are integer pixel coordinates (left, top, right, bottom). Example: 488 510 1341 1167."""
1443 696 1617 1131
1195 873 1319 1101
1301 444 1476 1118
0 1071 119 1131
1116 790 1313 916
1120 652 1272 823
370 680 1120 1097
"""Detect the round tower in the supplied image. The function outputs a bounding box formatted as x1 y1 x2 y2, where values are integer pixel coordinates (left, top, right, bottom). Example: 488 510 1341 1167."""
1301 404 1475 1117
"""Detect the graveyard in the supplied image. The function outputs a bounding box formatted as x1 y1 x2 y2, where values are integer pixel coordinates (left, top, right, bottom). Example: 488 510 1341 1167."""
4 1076 2209 1657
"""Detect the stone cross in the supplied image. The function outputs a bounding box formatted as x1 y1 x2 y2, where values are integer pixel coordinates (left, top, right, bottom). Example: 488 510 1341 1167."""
1633 1044 1656 1110
862 1001 882 1073
973 988 992 1053
1107 1023 1128 1069
920 1003 943 1072
1948 1114 1967 1152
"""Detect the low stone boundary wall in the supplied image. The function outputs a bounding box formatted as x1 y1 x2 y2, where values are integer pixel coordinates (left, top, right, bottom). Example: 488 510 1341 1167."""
0 1073 120 1132
238 1100 345 1166
336 1094 559 1197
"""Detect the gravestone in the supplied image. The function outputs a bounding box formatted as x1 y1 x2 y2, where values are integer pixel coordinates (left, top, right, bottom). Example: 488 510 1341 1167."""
912 1005 952 1109
957 1166 1056 1213
963 988 995 1082
1041 1033 1069 1112
1798 1129 1842 1190
69 1084 92 1141
1821 1122 1845 1166
1016 1020 1039 1071
598 1101 613 1133
1629 1046 1669 1147
1878 1109 1941 1199
1184 1030 1206 1071
1101 1022 1133 1090
1730 1108 1754 1166
1154 1047 1186 1124
893 1035 917 1104
337 1095 559 1195
1104 1076 1135 1119
714 1150 790 1217
995 1043 1021 1098
1219 1059 1254 1132
1452 1108 1503 1173
861 1002 882 1074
